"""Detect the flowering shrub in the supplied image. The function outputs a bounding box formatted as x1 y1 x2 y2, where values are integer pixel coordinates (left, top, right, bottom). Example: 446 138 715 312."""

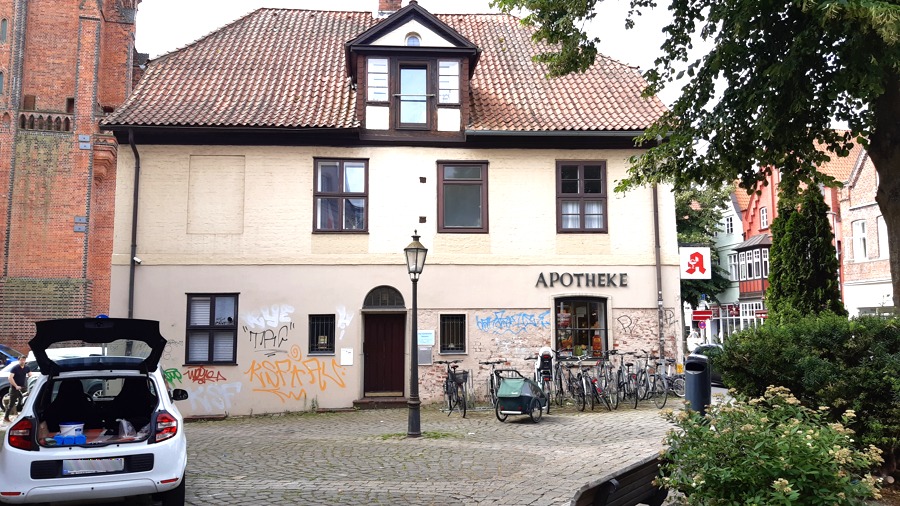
659 386 882 505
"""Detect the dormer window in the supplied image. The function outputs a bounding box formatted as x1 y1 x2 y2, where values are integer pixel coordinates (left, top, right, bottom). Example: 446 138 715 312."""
405 33 421 46
399 64 428 128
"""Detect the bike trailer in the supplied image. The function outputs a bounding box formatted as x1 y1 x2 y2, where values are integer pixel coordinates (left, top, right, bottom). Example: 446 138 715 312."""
495 369 547 421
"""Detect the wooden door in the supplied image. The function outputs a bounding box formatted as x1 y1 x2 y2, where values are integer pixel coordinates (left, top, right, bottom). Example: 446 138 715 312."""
363 313 405 395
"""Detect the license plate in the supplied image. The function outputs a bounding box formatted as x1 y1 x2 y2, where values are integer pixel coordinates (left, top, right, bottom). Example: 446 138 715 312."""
62 457 125 476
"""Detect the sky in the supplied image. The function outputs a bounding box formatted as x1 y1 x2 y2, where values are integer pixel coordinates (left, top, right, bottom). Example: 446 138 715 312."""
134 0 686 105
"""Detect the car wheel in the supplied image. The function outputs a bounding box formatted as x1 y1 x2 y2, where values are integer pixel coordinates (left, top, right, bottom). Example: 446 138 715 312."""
0 386 8 412
159 475 186 506
88 384 103 398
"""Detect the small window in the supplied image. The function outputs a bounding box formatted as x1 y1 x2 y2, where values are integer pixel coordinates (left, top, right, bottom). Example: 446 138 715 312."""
762 248 770 278
852 220 867 262
557 161 607 233
746 250 755 278
753 249 761 279
440 314 466 353
759 207 768 229
66 98 75 114
186 294 238 364
725 216 734 234
23 94 35 111
366 58 388 102
877 216 888 259
0 19 7 43
314 159 368 232
728 253 739 281
438 60 460 104
405 33 421 46
438 162 487 233
309 315 335 354
0 72 4 95
739 251 747 280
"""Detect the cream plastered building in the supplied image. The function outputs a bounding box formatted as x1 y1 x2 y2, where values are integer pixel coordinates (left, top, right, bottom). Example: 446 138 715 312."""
103 2 682 417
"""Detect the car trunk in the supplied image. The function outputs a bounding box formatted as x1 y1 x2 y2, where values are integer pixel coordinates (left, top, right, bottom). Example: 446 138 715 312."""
33 375 160 447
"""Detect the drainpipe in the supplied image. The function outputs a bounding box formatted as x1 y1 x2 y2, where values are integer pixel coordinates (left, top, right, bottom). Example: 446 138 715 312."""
653 183 666 361
127 129 141 318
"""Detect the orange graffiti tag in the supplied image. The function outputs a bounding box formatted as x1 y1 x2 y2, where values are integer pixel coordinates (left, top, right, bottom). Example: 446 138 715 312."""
243 345 347 403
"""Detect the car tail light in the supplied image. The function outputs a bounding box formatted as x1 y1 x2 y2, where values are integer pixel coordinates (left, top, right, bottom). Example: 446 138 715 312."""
152 411 179 443
8 418 36 451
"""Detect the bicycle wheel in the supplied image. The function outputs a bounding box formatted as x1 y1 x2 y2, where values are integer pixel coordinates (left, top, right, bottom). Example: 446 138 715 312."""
541 378 552 415
652 373 668 409
444 379 455 414
457 383 467 418
616 369 627 403
487 376 498 408
554 373 565 406
574 378 586 411
671 375 686 397
495 402 508 422
605 372 619 410
583 375 595 411
629 374 639 409
636 370 649 401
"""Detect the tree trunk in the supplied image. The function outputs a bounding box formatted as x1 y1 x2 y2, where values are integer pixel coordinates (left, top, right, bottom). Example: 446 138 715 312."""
868 70 900 308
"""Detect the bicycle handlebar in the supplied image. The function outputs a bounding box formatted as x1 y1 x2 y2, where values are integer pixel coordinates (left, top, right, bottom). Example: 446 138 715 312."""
433 360 463 365
478 360 507 365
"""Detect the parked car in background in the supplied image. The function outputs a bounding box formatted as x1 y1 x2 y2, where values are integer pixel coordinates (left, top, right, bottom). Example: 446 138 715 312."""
0 344 24 366
690 343 725 386
0 318 189 505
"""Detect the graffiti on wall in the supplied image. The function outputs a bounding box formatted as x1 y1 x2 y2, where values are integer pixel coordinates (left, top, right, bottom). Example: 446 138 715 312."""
185 365 227 384
243 304 295 331
162 340 184 362
475 310 551 335
242 303 296 356
336 305 353 342
243 345 347 403
187 382 242 414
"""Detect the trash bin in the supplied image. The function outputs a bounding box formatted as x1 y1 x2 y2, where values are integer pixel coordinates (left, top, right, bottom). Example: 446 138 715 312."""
684 354 711 415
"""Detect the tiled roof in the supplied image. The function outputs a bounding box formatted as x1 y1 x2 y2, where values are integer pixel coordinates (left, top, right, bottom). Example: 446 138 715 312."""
815 136 864 183
103 8 666 132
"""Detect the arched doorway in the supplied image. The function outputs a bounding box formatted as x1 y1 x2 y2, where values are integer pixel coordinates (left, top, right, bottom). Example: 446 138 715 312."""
362 286 406 396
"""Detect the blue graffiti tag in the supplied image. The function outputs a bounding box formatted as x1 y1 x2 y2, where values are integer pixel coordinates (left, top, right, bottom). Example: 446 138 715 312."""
476 310 551 335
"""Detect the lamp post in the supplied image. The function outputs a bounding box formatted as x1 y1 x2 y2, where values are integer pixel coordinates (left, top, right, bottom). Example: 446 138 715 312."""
404 231 428 438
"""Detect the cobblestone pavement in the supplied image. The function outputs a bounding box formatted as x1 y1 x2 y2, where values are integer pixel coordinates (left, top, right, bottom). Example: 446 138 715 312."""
181 402 675 506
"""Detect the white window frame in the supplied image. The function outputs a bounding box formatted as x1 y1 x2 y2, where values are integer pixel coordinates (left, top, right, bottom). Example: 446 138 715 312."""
728 253 739 281
852 220 867 262
725 216 733 235
878 216 889 259
753 250 762 280
762 249 770 278
739 251 747 280
760 207 769 229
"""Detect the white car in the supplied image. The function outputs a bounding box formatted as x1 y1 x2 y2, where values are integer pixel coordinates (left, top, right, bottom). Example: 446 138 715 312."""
0 318 189 505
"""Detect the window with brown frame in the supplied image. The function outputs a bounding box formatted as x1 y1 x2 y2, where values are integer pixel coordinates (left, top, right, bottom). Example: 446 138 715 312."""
313 158 368 232
186 294 238 365
365 56 461 132
398 63 429 129
438 162 487 233
556 161 608 233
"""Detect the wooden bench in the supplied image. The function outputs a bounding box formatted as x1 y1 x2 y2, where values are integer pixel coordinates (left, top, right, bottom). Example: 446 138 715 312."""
571 454 669 506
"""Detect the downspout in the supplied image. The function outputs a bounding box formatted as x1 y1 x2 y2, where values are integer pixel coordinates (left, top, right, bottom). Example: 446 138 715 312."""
653 183 666 360
127 129 140 318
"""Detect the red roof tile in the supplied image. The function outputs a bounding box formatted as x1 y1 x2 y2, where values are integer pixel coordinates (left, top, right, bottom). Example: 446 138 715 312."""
104 8 666 132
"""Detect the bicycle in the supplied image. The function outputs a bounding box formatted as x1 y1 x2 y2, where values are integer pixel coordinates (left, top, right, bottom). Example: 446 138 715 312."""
665 358 685 398
635 350 668 409
615 351 640 409
525 351 553 415
434 360 467 417
479 359 507 409
561 359 586 411
584 351 617 411
576 355 606 411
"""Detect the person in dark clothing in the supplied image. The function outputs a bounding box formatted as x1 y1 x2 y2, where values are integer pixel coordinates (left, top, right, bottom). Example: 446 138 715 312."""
4 355 31 422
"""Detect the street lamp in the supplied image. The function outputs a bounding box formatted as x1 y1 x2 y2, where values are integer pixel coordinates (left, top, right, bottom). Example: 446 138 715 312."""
404 231 428 438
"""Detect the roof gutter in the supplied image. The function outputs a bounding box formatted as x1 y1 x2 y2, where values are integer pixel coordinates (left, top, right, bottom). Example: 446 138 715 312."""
464 129 647 138
127 129 141 319
653 183 666 362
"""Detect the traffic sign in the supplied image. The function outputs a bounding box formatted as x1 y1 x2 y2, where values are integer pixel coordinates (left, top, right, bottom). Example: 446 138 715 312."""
692 310 713 321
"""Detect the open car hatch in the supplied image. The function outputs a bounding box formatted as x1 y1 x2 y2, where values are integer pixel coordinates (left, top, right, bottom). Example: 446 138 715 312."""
30 318 167 375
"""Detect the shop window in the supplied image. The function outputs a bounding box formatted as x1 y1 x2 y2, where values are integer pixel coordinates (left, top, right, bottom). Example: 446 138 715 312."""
440 314 466 353
438 162 487 232
557 161 607 233
554 298 607 358
309 315 335 354
186 294 238 364
314 158 367 232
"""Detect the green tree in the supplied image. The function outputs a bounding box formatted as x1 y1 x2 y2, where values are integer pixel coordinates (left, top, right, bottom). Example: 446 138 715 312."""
767 187 847 316
491 0 900 306
675 184 732 308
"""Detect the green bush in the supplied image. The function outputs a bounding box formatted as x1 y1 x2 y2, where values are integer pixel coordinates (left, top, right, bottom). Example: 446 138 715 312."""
660 386 882 505
719 313 900 473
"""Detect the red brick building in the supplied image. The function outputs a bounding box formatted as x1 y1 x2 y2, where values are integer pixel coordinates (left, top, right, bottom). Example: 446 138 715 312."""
840 152 894 315
0 0 142 349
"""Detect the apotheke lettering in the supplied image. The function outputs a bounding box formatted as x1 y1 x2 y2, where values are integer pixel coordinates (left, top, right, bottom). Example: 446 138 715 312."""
535 272 628 288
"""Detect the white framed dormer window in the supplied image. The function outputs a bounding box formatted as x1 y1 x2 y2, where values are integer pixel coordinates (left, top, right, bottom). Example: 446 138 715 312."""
739 251 747 280
852 219 867 262
760 207 769 229
367 58 389 102
762 248 770 278
438 60 460 104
